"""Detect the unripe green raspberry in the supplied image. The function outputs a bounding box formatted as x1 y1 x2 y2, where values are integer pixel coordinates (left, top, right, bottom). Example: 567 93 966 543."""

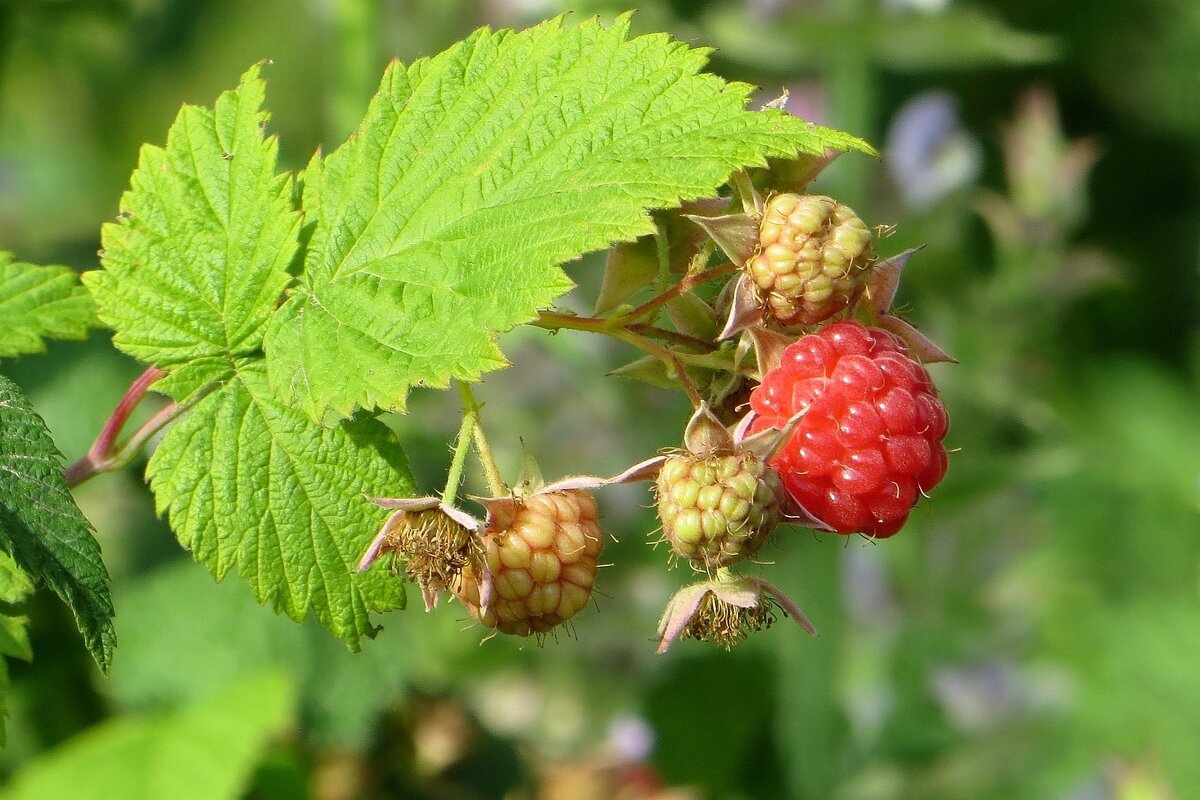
655 452 783 571
455 490 604 637
745 193 874 326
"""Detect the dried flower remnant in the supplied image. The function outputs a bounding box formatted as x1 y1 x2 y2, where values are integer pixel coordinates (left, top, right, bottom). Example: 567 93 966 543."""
358 497 482 611
656 572 816 653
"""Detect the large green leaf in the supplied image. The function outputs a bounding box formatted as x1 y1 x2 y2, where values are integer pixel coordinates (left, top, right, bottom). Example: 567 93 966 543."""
0 672 295 800
0 254 97 358
265 14 872 422
84 64 299 401
145 361 412 645
0 374 114 671
0 551 33 746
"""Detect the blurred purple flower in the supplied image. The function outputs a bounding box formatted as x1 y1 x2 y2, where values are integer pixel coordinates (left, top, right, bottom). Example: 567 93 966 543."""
606 713 655 764
885 90 982 210
932 661 1073 733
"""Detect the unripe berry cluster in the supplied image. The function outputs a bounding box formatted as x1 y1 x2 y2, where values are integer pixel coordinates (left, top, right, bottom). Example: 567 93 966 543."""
655 451 783 571
747 193 874 326
456 490 603 637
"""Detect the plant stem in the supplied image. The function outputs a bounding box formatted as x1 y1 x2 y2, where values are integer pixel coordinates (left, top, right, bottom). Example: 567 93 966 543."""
64 401 190 488
64 367 165 487
615 260 736 327
610 327 703 408
654 215 671 290
327 0 379 142
440 392 478 505
533 311 713 352
456 382 506 497
825 0 876 211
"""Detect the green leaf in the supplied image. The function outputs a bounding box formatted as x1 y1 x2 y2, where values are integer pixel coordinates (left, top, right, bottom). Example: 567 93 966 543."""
0 551 34 747
0 672 295 800
0 374 114 672
145 361 412 646
84 64 299 402
265 14 874 422
0 254 97 358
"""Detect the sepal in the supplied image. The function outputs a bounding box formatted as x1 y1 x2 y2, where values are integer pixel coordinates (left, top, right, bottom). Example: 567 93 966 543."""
595 238 659 315
864 247 924 315
665 292 718 341
861 246 956 364
686 213 759 267
747 325 793 375
358 496 482 611
656 572 816 653
717 274 765 340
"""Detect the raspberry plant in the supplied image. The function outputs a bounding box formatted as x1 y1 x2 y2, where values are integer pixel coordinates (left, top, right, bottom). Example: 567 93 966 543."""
0 13 956 735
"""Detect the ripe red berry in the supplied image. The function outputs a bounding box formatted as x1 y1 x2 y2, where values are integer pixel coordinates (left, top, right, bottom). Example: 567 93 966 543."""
748 320 949 537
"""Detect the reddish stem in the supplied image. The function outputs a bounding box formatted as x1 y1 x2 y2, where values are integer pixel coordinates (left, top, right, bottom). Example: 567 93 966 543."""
616 261 737 326
65 366 166 488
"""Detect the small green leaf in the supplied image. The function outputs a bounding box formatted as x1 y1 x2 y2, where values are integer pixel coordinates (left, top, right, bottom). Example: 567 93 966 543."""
0 254 97 358
0 374 114 672
0 551 33 747
84 64 299 401
266 15 875 422
145 361 412 646
607 355 707 391
0 672 295 800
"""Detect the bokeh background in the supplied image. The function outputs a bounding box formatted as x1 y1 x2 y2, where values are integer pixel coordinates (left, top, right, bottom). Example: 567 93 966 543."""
2 0 1198 798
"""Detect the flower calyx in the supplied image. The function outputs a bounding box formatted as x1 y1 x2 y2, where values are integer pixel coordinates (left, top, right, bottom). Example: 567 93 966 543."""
357 497 483 612
859 247 956 364
656 571 816 653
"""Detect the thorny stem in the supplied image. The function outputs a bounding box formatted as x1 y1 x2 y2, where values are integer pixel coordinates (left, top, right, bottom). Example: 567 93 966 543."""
457 382 506 497
440 387 479 506
64 367 188 488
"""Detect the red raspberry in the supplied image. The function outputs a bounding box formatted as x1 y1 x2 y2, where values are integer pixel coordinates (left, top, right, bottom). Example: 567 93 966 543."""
455 490 604 637
748 320 949 537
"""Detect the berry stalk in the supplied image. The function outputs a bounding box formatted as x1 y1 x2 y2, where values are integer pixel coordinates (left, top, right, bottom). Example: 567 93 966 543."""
457 382 507 497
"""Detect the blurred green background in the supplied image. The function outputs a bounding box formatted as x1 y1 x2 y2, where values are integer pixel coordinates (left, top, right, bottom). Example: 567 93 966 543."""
1 0 1198 798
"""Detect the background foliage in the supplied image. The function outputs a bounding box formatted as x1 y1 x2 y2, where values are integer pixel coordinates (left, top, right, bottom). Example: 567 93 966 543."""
0 0 1196 798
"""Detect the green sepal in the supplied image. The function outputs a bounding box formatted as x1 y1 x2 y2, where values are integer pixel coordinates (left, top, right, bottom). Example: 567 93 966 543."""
595 238 659 316
665 292 719 341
